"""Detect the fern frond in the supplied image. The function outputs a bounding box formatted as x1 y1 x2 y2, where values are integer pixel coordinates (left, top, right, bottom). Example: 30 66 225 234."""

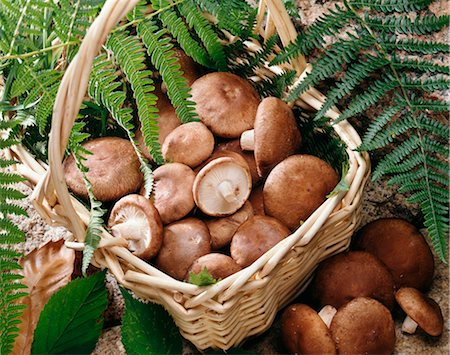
194 0 256 38
106 31 163 165
254 69 297 99
337 75 400 122
288 34 377 101
89 54 154 197
0 118 27 355
360 104 403 146
349 0 433 12
314 55 389 121
154 0 212 68
178 0 227 70
272 6 358 64
138 19 198 124
382 36 450 54
366 13 450 34
391 57 450 75
400 75 450 91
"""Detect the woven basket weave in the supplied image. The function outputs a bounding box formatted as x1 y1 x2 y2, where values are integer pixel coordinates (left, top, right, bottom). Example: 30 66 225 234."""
8 0 371 350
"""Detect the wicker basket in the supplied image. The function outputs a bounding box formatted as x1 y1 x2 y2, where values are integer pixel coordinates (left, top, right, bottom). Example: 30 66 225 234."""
8 0 370 351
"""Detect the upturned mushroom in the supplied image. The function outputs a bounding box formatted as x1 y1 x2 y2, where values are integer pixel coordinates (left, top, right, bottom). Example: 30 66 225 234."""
352 218 435 290
395 287 444 336
240 97 302 177
206 201 254 250
216 139 259 185
155 218 211 280
263 154 339 230
190 72 260 138
330 297 396 355
193 157 252 217
149 163 195 224
230 215 290 268
281 304 336 355
162 121 214 168
108 194 162 260
63 137 143 202
136 89 181 162
186 253 242 282
312 251 395 309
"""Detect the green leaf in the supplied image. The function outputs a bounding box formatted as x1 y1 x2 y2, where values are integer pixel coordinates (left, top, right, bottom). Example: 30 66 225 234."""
121 288 182 355
188 267 218 286
31 271 107 355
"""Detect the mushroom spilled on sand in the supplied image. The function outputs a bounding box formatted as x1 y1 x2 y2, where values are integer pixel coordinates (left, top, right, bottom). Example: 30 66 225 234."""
395 287 444 336
352 218 435 291
240 97 302 177
63 137 143 202
330 297 396 355
281 304 336 355
193 157 252 217
108 194 163 260
312 251 395 309
190 72 260 138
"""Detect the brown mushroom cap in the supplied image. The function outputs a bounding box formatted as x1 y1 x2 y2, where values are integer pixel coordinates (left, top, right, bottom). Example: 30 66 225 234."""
312 251 395 309
193 157 252 217
136 90 181 162
150 163 195 224
240 97 302 177
330 297 396 355
352 218 435 291
263 154 339 230
63 137 143 202
108 194 162 260
206 201 254 250
187 253 242 281
162 122 214 168
216 139 259 185
230 215 290 268
155 218 211 280
248 184 265 216
190 72 260 138
281 304 336 355
395 287 444 336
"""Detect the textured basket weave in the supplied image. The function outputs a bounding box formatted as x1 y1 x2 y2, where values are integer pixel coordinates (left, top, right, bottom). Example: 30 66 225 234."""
9 0 370 350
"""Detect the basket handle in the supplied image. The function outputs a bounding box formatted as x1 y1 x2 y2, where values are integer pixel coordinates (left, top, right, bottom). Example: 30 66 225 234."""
45 0 140 242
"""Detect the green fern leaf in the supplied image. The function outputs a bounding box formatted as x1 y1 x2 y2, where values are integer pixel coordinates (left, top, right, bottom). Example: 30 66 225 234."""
349 0 433 13
138 19 198 124
382 35 450 54
106 31 163 165
391 56 450 75
178 0 227 70
366 13 450 35
154 0 212 68
288 34 377 101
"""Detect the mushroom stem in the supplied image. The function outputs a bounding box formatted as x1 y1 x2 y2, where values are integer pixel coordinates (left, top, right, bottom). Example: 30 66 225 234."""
218 180 238 203
401 315 419 334
318 305 337 328
240 129 255 151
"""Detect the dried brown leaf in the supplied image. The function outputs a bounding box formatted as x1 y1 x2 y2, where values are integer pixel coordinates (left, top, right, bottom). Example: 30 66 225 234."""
13 239 75 355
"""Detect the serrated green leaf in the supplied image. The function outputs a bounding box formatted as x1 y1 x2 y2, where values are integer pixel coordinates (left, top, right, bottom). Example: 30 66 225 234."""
121 288 182 355
188 266 218 286
31 271 107 355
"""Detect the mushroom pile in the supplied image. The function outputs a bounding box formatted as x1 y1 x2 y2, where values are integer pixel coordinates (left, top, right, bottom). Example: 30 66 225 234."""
280 218 444 354
63 65 340 284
